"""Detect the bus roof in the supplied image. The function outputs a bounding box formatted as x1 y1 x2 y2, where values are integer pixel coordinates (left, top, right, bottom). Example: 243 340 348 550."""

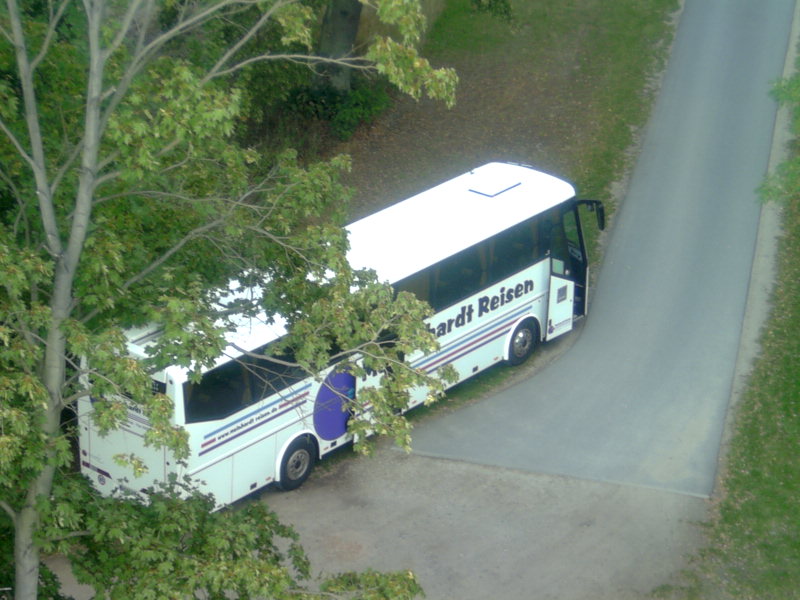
346 162 575 284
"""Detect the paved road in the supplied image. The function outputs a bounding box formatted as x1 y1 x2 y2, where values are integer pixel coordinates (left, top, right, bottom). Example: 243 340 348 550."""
265 2 796 599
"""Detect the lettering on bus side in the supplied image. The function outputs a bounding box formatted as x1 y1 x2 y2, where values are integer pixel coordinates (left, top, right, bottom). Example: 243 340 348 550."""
427 278 535 338
477 280 535 317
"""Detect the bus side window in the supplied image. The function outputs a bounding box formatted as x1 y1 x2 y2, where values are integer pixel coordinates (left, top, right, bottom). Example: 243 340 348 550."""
184 360 250 423
246 355 306 404
394 270 431 304
489 220 537 282
432 246 485 310
184 348 307 424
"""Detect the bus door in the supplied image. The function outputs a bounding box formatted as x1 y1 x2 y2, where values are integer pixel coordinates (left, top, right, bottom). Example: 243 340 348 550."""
544 203 591 340
546 258 575 340
561 205 589 318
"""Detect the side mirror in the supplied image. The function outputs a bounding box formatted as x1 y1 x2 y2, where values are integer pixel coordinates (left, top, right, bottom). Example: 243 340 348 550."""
576 199 606 231
595 202 605 231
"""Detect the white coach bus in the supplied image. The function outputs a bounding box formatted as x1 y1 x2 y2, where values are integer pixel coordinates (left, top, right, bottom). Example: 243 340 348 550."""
78 162 604 505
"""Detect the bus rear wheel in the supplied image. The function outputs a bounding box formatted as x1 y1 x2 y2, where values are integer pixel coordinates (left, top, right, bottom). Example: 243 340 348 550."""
508 320 537 366
278 435 316 491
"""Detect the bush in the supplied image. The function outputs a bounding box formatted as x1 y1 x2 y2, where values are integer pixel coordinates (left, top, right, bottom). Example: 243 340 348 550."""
284 78 392 141
330 82 391 139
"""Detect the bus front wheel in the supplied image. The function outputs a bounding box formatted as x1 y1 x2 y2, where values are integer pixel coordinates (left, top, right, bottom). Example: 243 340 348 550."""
278 435 316 491
508 320 537 366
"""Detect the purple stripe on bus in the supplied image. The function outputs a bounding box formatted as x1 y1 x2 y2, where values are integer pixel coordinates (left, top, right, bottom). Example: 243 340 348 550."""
198 399 308 456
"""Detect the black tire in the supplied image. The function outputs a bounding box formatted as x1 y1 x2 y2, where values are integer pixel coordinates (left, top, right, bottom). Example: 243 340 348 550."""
278 435 316 491
507 320 538 366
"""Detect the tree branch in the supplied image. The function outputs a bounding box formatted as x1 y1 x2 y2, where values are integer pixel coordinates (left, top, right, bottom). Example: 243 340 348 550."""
49 139 85 202
5 0 63 257
93 188 222 207
0 164 28 237
1 310 46 365
58 0 106 282
201 0 294 84
0 499 16 526
97 0 246 133
206 53 374 81
0 116 36 175
102 0 150 63
79 217 226 323
62 371 113 407
91 167 121 190
0 21 12 45
29 0 72 73
44 530 92 543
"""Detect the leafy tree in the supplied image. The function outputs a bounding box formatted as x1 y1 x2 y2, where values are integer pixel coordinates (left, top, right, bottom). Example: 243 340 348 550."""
0 1 456 598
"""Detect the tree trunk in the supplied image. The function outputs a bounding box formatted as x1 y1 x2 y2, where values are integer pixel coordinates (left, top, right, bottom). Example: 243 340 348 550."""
10 0 105 596
13 462 56 600
14 508 40 600
316 0 363 92
14 229 77 600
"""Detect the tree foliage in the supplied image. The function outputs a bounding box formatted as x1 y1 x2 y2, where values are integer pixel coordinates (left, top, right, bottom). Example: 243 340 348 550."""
0 1 456 598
